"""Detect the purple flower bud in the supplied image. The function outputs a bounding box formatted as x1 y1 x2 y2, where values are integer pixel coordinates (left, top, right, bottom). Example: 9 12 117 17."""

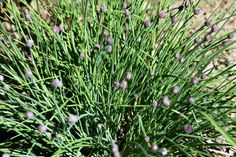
125 72 132 80
150 70 155 76
2 153 10 157
228 34 234 39
205 34 212 42
171 16 177 24
175 52 180 59
194 8 201 15
144 136 150 142
53 26 60 33
0 75 4 82
68 114 78 124
172 86 180 94
183 124 192 133
111 141 121 157
205 19 212 26
26 39 33 48
25 12 31 20
180 57 185 63
201 74 208 79
211 24 219 33
158 10 165 18
25 111 34 119
103 29 109 37
119 80 128 90
105 45 112 53
125 9 131 17
162 96 170 106
123 1 130 9
25 70 33 78
59 23 64 31
38 124 47 133
80 52 85 60
185 0 191 7
108 37 113 44
95 43 100 49
114 81 120 88
151 144 158 153
191 77 199 84
188 97 195 104
101 4 107 13
51 79 63 89
159 147 168 156
152 100 158 107
194 37 201 44
144 19 151 28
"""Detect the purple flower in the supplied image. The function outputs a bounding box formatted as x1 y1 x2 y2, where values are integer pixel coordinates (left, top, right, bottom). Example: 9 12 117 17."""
150 70 155 76
25 111 34 119
171 16 177 24
183 124 192 133
0 75 4 82
108 37 113 44
158 10 165 18
2 153 10 157
188 97 195 104
123 1 130 9
26 39 33 48
55 133 61 139
53 26 60 33
80 52 85 60
228 34 234 39
211 24 219 33
162 96 170 106
103 29 109 37
25 70 33 78
194 8 201 15
152 100 158 108
159 147 168 156
119 80 128 90
125 9 131 17
125 72 132 81
185 0 191 7
194 37 201 44
180 57 185 63
111 141 121 157
205 19 212 26
191 77 199 84
51 79 63 89
175 52 180 59
59 23 64 31
25 12 31 20
205 34 212 42
38 124 47 133
105 45 112 53
172 86 180 94
144 19 151 28
151 144 158 153
101 4 107 13
95 43 100 49
68 114 78 124
144 136 150 142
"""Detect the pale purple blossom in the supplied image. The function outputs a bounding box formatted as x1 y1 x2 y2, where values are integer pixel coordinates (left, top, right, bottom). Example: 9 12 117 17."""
25 70 33 78
51 79 63 89
114 81 120 88
119 80 128 90
211 24 219 32
152 100 158 108
191 77 199 84
150 70 155 76
188 97 195 104
108 37 113 44
2 153 10 157
59 23 64 31
53 26 60 33
144 136 150 142
38 124 47 133
0 75 4 82
95 43 100 49
26 39 33 48
162 96 170 106
205 19 212 26
80 52 85 60
205 34 212 42
111 141 121 157
25 12 31 20
25 111 34 119
194 37 201 44
158 10 165 18
105 45 112 53
172 86 180 94
125 9 131 17
185 0 191 7
144 19 151 28
101 4 107 13
103 29 109 37
228 34 234 39
68 114 78 124
171 16 177 24
125 72 132 80
194 8 201 15
183 124 192 133
151 144 158 153
159 147 168 156
175 52 180 59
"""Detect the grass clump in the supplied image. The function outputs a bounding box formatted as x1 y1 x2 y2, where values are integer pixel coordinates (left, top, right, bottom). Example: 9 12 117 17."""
0 0 236 156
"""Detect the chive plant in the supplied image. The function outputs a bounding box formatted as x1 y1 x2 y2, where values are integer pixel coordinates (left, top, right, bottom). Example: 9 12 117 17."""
0 0 236 156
